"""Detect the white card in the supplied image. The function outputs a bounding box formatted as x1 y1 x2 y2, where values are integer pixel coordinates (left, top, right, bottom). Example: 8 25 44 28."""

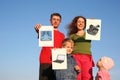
85 19 101 40
39 26 54 47
52 48 67 70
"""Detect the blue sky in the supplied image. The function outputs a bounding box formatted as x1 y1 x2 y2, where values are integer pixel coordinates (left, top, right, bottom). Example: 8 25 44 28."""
0 0 120 80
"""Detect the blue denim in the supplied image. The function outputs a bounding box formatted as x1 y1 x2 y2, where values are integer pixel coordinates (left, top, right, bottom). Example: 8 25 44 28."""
55 54 77 80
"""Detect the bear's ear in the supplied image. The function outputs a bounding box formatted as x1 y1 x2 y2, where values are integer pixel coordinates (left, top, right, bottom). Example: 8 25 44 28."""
90 24 93 26
96 25 100 28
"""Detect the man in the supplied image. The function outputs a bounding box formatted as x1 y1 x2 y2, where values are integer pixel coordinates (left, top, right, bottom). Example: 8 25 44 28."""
34 13 65 80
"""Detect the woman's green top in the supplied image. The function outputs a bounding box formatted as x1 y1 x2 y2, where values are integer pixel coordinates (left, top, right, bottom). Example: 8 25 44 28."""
70 33 91 55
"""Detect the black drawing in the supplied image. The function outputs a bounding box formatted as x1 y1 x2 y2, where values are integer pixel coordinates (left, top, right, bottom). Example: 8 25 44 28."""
53 54 65 63
87 24 100 35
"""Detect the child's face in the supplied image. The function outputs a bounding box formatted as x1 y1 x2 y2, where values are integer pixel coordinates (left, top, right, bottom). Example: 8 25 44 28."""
96 59 103 68
63 42 73 54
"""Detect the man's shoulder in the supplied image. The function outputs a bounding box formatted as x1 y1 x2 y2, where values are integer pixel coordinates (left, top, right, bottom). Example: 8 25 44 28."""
55 30 64 36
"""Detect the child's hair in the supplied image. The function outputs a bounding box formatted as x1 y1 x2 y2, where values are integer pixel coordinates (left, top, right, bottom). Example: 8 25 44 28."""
100 56 114 70
62 38 74 47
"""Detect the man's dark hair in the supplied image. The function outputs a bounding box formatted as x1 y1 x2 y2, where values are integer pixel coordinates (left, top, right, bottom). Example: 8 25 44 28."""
50 13 62 20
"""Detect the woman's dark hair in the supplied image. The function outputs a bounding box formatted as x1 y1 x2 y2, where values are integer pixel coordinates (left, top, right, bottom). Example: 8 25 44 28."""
67 16 86 36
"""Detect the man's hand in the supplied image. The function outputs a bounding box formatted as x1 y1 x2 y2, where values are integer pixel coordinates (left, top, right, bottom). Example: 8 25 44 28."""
34 24 41 33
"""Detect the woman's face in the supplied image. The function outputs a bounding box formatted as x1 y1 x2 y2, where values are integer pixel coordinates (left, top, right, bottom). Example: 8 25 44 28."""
76 17 85 30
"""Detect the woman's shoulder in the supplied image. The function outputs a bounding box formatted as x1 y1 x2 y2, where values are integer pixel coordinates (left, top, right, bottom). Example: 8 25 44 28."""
70 34 76 37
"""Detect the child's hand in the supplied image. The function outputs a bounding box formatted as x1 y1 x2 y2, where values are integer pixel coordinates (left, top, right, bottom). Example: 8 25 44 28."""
74 65 81 73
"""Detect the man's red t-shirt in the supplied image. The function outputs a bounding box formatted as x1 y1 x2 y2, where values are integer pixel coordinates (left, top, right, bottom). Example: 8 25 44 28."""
40 30 65 64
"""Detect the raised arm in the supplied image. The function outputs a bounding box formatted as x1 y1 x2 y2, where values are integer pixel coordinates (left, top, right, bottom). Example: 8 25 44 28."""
34 24 41 38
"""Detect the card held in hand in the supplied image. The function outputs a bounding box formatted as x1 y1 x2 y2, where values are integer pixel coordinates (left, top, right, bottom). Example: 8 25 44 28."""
52 48 67 70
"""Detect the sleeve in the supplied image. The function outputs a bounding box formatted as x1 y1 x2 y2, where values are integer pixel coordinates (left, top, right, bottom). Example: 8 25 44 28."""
69 34 74 40
71 56 77 66
96 72 103 80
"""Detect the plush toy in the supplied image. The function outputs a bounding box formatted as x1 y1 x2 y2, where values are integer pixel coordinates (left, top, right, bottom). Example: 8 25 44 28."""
95 56 114 80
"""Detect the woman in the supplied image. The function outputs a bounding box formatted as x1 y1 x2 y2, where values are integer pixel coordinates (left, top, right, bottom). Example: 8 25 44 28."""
67 16 94 80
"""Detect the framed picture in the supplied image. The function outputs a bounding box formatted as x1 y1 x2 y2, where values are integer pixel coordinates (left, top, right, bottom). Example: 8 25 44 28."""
52 48 67 70
85 19 101 40
39 26 54 47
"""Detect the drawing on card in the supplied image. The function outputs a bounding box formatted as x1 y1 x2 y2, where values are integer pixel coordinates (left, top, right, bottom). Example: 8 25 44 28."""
87 24 100 35
53 54 65 63
40 31 52 41
52 48 67 69
85 19 101 40
38 26 54 47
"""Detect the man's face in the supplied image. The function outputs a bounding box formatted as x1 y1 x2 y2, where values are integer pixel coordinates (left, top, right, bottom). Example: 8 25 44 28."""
50 16 61 29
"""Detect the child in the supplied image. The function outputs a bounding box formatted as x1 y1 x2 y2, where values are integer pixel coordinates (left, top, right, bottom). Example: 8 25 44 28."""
95 56 114 80
55 38 80 80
